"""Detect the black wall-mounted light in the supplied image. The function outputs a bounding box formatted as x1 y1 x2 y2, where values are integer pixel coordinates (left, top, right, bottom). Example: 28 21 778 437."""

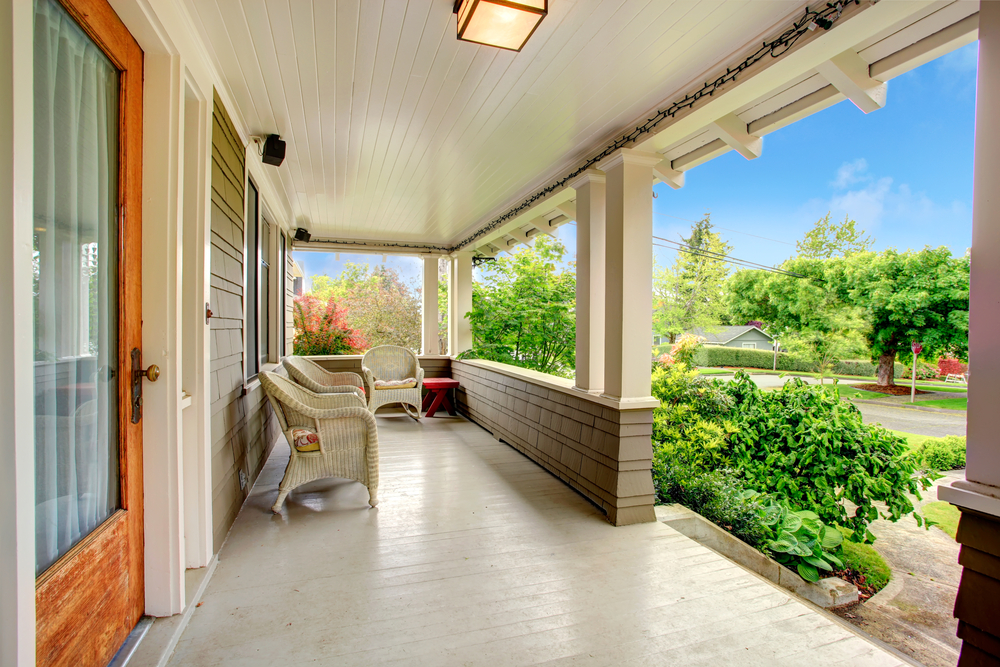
454 0 547 52
261 134 286 166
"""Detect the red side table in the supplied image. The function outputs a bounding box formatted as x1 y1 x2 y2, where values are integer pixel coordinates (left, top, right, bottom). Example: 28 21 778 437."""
422 378 460 418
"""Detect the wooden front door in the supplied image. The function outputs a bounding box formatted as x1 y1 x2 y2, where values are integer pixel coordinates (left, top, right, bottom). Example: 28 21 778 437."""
32 0 145 664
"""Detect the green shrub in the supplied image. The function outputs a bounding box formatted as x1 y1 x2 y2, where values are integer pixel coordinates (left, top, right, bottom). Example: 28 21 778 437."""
653 453 846 582
830 359 905 378
692 346 814 372
722 372 933 540
902 360 939 380
691 347 904 377
652 455 771 551
651 365 735 469
912 435 966 470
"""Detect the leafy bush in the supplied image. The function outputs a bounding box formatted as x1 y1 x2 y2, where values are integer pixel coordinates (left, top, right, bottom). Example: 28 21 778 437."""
938 356 968 377
692 346 905 377
652 455 770 551
912 435 966 470
830 359 904 378
651 365 735 469
903 360 939 380
292 295 367 355
692 346 814 372
653 454 845 582
723 372 932 539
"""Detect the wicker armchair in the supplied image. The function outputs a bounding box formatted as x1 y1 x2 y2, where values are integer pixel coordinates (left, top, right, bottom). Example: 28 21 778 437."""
362 345 424 419
259 372 379 513
283 356 366 401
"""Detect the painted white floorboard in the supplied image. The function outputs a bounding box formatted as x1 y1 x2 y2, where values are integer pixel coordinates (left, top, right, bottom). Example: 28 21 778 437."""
168 411 905 666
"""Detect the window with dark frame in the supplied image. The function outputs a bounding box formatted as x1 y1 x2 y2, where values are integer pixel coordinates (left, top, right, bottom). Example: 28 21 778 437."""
260 216 270 368
246 179 260 379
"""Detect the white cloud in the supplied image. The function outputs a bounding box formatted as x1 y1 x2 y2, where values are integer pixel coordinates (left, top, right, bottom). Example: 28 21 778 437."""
831 158 869 189
823 173 968 232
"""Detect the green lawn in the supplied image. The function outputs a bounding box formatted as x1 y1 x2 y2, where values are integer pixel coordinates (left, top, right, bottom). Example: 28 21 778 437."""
913 384 968 393
922 501 960 539
821 384 884 400
836 527 892 592
694 367 734 375
886 430 933 451
913 397 967 411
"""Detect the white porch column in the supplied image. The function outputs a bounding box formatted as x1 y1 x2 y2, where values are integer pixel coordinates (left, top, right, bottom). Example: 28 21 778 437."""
449 252 474 355
569 169 606 392
601 148 660 402
938 4 1000 662
964 1 1000 492
0 0 36 663
422 256 439 355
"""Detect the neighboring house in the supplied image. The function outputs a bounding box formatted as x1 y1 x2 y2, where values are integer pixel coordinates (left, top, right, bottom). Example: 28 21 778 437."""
689 325 776 351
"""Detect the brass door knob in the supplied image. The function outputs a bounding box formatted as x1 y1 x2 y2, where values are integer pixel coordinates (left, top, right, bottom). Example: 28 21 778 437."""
142 364 160 382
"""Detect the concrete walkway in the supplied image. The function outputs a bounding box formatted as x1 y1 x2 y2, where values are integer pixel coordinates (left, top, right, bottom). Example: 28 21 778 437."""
837 472 963 667
854 402 966 438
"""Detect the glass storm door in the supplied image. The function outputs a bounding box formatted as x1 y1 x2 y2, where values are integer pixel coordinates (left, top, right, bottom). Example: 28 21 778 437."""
32 0 145 664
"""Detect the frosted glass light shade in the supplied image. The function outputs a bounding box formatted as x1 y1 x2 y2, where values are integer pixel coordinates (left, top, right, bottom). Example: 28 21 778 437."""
456 0 547 52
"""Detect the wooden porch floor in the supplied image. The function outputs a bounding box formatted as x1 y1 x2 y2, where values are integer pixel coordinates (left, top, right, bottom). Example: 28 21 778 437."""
167 411 907 666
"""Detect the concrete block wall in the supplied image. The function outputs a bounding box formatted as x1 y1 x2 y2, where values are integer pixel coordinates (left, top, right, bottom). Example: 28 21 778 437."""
451 359 656 526
209 90 278 551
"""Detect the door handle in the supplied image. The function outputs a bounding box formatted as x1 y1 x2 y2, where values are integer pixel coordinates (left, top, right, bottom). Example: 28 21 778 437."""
130 349 160 423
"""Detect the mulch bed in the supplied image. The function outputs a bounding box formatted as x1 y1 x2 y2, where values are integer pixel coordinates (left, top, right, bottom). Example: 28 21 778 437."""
853 384 929 396
833 567 879 601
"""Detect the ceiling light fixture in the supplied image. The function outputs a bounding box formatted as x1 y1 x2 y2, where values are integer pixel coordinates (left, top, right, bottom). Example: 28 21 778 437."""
454 0 547 52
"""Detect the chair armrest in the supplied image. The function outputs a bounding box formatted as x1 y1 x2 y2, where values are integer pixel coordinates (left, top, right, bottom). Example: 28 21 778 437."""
324 371 365 390
416 366 425 385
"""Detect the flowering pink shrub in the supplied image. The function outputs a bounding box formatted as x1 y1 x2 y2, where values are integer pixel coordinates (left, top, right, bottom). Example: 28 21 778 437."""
292 295 368 355
937 357 968 377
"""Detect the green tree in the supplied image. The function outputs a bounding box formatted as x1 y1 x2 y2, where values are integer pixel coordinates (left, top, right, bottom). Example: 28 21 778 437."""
306 263 422 352
653 216 732 343
838 247 969 386
796 213 874 259
466 235 576 377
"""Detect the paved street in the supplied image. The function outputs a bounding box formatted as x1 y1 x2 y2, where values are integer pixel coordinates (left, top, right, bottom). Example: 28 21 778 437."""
854 401 966 437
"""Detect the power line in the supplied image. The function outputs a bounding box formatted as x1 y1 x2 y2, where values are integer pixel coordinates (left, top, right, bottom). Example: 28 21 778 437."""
653 212 796 247
652 237 805 278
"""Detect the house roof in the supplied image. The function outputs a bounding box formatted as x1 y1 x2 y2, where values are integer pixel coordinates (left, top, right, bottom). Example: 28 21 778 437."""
689 326 773 345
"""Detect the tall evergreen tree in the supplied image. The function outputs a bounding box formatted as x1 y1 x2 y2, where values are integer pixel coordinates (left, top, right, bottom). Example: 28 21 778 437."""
653 216 732 343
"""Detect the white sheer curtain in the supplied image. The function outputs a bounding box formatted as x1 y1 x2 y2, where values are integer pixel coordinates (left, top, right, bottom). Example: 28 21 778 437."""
33 0 120 575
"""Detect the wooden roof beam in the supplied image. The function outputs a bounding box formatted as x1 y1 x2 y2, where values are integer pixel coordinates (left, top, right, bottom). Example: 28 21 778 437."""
711 113 762 160
815 49 887 114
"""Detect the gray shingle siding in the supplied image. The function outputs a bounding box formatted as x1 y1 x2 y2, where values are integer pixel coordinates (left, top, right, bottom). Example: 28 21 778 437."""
209 90 279 551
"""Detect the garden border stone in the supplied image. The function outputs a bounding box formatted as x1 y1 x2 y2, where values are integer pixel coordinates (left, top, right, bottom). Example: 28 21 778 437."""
655 504 858 609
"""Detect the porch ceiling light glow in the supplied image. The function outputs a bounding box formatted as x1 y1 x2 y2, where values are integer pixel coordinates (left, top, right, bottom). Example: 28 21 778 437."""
455 0 547 52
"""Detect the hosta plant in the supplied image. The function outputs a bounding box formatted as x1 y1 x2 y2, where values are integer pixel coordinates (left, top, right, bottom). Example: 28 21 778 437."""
755 494 844 582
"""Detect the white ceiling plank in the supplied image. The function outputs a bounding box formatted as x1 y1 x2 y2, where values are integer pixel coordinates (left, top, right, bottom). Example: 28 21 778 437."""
815 49 887 114
186 0 968 246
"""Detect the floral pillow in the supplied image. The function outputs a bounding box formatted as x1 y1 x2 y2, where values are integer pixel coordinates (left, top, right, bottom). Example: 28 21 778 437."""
290 427 320 452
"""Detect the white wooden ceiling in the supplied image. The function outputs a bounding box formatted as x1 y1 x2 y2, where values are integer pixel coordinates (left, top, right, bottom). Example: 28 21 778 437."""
186 0 812 245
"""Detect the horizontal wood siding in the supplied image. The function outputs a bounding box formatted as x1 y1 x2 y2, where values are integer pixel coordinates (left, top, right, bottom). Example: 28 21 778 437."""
209 90 279 551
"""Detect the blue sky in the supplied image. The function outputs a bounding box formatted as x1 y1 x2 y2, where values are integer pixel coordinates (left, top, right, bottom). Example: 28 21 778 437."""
296 41 977 287
653 41 978 269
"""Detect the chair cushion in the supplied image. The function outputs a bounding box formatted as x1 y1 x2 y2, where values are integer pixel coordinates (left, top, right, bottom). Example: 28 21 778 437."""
290 427 320 452
374 378 417 390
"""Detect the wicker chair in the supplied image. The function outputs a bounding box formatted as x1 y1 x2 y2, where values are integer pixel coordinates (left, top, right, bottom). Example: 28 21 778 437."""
283 356 366 401
259 372 379 513
362 345 424 419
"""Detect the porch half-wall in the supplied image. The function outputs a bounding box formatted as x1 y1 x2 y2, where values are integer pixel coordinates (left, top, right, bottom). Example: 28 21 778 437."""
452 359 657 526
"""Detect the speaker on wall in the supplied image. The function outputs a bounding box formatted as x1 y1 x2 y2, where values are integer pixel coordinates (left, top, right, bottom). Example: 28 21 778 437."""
294 228 311 243
262 134 286 166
